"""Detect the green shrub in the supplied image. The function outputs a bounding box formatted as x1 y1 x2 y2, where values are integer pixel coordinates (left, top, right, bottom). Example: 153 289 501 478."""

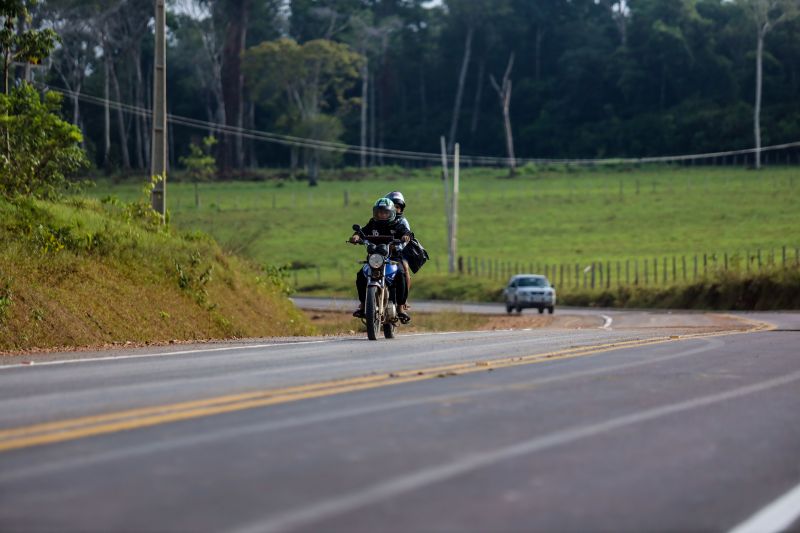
0 84 89 199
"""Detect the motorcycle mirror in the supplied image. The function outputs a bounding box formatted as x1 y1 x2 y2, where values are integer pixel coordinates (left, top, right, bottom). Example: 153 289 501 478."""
352 224 362 232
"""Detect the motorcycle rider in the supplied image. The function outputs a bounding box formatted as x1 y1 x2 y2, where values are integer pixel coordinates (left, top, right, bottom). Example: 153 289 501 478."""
350 197 412 322
385 191 410 233
385 191 413 308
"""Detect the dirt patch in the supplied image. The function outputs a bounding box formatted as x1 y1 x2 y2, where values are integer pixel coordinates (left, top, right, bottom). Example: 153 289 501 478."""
304 310 600 335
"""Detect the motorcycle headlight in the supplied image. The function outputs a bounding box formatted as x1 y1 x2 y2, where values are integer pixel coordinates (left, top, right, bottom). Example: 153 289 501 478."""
368 253 384 269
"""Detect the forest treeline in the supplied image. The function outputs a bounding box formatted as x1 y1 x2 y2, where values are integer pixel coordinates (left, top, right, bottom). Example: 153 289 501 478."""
25 0 800 176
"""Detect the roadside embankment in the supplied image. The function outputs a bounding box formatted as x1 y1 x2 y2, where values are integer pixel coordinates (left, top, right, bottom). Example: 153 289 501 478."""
0 195 312 353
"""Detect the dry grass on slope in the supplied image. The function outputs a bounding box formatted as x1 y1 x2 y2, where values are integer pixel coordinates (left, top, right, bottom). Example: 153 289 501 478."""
0 196 312 353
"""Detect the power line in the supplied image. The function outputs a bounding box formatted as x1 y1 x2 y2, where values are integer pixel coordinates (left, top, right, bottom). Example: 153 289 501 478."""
45 84 800 167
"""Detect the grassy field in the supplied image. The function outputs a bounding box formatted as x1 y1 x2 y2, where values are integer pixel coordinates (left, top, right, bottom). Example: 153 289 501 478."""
89 165 800 299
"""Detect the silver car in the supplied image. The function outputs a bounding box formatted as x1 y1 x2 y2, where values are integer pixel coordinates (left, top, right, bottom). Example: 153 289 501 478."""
503 274 556 314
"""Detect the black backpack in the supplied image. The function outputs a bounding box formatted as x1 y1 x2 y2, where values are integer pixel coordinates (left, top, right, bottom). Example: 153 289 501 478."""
403 237 429 273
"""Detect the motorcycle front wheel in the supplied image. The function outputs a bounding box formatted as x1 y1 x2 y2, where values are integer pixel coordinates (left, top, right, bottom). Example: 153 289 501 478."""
383 321 396 339
365 286 380 340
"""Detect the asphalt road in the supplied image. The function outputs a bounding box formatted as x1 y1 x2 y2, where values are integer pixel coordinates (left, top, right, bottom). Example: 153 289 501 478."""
0 305 798 532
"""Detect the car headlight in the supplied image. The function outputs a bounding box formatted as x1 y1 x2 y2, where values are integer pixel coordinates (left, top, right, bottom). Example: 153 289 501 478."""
368 253 384 269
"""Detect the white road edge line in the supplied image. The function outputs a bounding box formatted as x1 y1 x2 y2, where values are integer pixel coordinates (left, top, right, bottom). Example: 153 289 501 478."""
601 314 613 329
232 366 800 533
0 339 337 370
728 482 800 533
0 329 551 370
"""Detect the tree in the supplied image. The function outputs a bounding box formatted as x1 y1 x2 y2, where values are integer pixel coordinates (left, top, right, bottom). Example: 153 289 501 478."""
243 37 363 185
489 52 515 173
0 81 88 198
220 0 251 175
738 0 799 168
0 0 58 94
42 1 96 128
444 0 511 154
347 11 400 168
180 135 217 208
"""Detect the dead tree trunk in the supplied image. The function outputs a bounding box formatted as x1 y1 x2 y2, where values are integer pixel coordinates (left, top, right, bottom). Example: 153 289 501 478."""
754 27 764 169
490 53 516 173
447 26 474 155
469 57 485 140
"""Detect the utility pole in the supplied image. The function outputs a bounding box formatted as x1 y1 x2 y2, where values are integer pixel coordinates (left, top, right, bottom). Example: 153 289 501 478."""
440 136 454 273
150 0 167 222
451 143 460 272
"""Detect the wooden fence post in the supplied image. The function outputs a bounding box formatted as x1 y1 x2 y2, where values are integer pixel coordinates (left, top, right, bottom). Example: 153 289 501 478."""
644 259 649 286
724 252 728 272
576 263 580 288
591 263 596 289
653 258 658 285
617 261 621 287
782 246 786 268
626 260 630 285
607 261 611 289
598 262 603 288
672 256 677 282
634 260 639 286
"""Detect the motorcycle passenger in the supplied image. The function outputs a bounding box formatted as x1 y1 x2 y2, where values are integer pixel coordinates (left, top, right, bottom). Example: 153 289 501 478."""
385 191 410 233
385 191 413 306
350 198 412 322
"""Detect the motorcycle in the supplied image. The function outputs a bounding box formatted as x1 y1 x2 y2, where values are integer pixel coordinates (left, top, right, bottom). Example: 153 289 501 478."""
349 224 403 340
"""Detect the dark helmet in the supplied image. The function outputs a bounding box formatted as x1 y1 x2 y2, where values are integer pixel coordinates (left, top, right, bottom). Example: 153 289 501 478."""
372 197 396 225
385 191 406 211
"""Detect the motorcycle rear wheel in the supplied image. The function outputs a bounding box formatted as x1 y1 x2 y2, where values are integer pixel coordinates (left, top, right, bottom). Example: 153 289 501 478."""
365 286 380 341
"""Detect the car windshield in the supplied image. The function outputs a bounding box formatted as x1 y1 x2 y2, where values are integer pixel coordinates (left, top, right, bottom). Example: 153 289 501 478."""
517 277 547 288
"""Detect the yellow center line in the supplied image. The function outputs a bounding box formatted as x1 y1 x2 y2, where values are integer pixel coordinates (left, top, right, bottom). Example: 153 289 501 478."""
0 320 772 453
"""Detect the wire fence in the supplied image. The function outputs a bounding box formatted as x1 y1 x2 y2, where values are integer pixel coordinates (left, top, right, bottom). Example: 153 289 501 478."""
447 247 800 290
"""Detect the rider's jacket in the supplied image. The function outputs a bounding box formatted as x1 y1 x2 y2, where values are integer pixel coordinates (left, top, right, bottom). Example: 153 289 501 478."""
396 215 411 233
361 218 411 257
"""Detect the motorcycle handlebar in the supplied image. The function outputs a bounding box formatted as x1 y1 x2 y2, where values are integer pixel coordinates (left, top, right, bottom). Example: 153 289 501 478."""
347 236 403 246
